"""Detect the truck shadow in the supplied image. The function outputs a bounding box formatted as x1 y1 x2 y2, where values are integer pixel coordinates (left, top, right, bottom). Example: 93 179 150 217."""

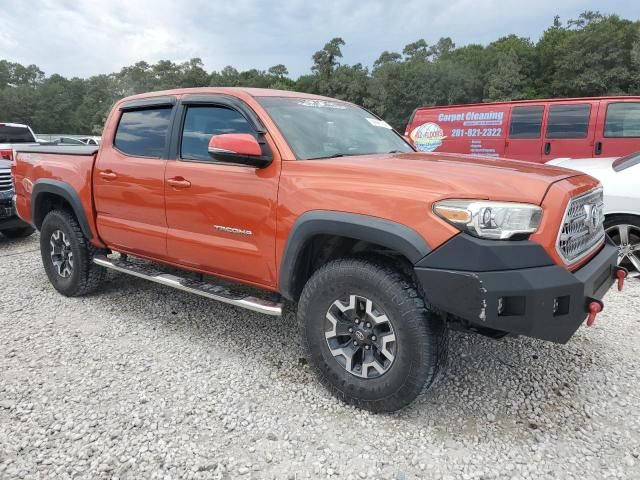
98 271 612 440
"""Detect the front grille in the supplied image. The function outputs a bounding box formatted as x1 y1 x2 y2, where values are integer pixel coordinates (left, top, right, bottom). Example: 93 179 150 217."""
0 169 12 192
557 188 605 264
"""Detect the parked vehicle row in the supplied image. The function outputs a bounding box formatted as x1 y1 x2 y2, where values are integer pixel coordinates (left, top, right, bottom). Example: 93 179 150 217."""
406 96 640 162
12 87 625 412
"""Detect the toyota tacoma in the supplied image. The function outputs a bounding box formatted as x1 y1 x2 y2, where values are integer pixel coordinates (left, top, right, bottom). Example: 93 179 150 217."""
12 88 625 412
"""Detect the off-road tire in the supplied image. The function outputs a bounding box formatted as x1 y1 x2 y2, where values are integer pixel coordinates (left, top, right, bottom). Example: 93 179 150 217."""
40 209 104 296
1 225 35 239
298 256 447 412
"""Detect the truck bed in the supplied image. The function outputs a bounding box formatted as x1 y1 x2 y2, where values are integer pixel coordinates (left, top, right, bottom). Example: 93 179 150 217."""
13 145 102 243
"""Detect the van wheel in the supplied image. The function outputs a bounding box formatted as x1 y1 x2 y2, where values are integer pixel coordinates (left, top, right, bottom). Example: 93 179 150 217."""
40 210 105 296
1 226 35 239
297 256 447 412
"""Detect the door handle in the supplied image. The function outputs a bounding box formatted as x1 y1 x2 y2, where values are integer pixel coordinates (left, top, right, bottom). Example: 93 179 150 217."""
595 141 603 155
544 142 551 155
99 170 117 180
167 177 192 189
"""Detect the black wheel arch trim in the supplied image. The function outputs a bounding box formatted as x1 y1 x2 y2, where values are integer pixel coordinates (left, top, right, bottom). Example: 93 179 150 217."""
31 179 93 240
278 211 431 300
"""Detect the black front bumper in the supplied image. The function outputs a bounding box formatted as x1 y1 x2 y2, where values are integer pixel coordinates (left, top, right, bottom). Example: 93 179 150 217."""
415 235 618 344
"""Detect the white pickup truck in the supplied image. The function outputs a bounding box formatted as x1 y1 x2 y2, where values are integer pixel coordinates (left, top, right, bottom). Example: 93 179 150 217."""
0 122 38 238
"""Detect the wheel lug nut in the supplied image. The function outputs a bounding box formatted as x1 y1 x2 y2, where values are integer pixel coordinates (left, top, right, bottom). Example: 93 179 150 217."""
348 328 353 333
353 341 358 346
365 345 370 350
355 319 360 324
371 335 376 341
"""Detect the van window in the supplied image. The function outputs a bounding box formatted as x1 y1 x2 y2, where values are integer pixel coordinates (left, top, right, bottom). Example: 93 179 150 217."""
605 102 640 138
181 106 254 161
509 106 544 139
114 107 172 157
546 104 591 139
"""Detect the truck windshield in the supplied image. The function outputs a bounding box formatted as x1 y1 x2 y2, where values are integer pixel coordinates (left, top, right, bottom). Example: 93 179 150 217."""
0 125 35 143
257 97 413 160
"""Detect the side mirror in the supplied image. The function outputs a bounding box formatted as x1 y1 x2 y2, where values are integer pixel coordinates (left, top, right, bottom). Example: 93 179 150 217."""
208 133 272 168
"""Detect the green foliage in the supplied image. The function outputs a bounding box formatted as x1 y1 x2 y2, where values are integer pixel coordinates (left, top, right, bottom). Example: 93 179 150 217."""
0 12 638 134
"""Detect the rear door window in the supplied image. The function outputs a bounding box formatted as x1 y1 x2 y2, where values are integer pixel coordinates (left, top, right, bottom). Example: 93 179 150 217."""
509 106 544 138
604 102 640 138
546 104 591 138
114 108 172 157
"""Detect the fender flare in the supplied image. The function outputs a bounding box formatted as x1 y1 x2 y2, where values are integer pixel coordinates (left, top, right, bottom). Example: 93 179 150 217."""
278 211 431 300
31 179 93 240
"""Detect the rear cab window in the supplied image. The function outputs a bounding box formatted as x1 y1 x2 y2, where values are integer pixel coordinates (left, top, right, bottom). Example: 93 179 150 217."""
605 102 640 138
0 124 35 143
546 104 591 138
114 108 172 157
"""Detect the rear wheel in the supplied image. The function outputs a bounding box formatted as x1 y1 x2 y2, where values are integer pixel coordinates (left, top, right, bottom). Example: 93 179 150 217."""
40 210 105 296
1 225 35 239
298 256 447 412
605 215 640 274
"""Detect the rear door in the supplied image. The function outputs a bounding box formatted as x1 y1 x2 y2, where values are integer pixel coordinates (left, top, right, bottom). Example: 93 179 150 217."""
504 104 545 162
595 99 640 157
542 101 599 161
163 95 280 287
93 97 175 258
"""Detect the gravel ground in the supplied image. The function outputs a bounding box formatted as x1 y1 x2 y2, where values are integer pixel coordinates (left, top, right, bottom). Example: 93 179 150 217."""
1 233 639 480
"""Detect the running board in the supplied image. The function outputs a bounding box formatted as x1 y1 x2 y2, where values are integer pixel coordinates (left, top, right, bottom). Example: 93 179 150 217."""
93 255 282 316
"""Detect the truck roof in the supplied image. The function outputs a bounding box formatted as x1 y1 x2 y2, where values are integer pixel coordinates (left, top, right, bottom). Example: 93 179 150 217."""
118 87 342 105
414 95 640 111
0 122 30 128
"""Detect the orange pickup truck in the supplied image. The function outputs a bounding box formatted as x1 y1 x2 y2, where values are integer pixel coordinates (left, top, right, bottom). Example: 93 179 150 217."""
13 88 625 412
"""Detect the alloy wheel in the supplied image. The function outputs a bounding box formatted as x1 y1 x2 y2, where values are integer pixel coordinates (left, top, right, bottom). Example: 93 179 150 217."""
605 223 640 274
325 294 397 379
50 230 74 278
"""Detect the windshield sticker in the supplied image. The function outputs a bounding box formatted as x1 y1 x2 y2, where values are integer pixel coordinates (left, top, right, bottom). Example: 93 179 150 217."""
410 122 446 152
296 99 347 109
366 118 392 129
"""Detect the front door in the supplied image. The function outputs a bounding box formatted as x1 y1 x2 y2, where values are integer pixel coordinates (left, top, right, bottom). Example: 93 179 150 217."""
94 103 174 258
542 101 598 161
164 98 280 287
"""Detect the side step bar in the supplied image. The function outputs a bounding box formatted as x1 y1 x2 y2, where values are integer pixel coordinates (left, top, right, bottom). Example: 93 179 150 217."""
93 255 282 316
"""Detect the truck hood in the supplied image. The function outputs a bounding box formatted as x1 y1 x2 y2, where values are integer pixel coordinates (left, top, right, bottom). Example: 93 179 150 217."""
317 152 584 205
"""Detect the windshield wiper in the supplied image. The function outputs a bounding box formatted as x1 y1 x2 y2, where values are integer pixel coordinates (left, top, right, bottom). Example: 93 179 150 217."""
306 153 351 160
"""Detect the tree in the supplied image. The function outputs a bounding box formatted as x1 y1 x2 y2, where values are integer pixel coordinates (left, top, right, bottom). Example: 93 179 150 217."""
402 39 429 61
484 50 525 101
311 37 345 78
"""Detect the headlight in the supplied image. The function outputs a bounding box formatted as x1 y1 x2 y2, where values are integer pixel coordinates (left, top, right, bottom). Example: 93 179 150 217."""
433 199 542 240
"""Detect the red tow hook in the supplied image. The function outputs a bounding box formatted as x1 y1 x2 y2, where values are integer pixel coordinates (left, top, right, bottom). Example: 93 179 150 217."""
615 266 628 292
586 299 604 327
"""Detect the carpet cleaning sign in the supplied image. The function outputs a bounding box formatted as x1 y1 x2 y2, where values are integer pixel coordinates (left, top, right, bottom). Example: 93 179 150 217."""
409 106 508 156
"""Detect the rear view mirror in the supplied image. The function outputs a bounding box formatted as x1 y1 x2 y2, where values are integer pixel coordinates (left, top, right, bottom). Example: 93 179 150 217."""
208 133 272 168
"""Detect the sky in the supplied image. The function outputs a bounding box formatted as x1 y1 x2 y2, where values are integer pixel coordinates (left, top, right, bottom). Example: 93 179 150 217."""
0 0 638 79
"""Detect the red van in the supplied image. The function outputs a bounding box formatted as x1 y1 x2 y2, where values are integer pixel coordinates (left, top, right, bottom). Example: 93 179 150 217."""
405 96 640 163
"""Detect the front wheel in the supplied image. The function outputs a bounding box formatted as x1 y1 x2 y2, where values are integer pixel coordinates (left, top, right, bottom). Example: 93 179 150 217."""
297 256 447 412
40 209 105 296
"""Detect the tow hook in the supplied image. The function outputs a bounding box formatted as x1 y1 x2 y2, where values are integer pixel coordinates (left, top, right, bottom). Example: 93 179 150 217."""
586 299 604 327
615 266 628 292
